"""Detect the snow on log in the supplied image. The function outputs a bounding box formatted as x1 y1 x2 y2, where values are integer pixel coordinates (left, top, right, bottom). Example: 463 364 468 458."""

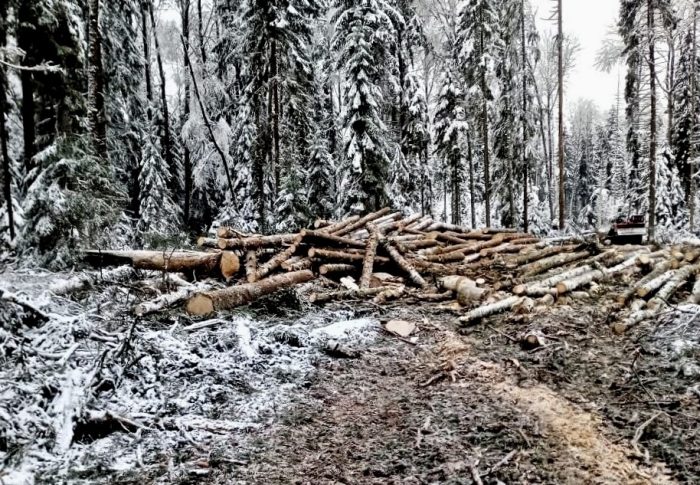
382 241 429 288
0 289 50 322
618 259 674 304
612 309 657 335
519 251 590 277
555 269 605 295
333 208 392 236
688 277 700 304
636 270 677 298
133 282 212 316
513 265 592 295
647 263 700 310
49 266 136 296
458 296 524 325
186 270 314 315
84 250 221 275
217 233 299 249
360 224 381 288
505 244 579 268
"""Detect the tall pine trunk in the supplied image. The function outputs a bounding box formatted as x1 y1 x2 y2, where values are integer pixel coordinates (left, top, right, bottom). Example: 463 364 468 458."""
557 0 565 230
148 2 176 195
17 2 36 175
647 0 657 242
141 2 153 119
88 0 107 159
521 0 529 232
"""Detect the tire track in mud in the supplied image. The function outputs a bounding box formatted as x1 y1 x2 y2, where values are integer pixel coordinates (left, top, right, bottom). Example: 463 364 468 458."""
445 333 676 484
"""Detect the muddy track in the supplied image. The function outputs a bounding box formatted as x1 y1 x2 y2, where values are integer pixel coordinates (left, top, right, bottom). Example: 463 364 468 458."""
209 298 697 484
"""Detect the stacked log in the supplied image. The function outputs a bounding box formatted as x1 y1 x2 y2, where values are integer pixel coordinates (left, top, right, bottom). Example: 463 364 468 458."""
83 208 699 331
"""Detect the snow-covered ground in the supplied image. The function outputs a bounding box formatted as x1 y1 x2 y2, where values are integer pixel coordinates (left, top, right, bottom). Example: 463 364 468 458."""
0 267 379 484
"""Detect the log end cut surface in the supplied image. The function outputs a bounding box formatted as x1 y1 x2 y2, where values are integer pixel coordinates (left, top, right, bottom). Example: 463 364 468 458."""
186 294 215 316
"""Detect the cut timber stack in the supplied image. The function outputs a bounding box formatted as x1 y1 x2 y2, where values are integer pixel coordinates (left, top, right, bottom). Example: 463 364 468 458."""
84 209 700 333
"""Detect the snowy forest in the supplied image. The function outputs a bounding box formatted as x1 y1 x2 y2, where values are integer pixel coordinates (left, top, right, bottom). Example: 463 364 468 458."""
0 0 698 266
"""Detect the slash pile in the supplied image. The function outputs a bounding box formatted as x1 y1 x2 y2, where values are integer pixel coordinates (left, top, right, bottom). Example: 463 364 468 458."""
84 208 700 331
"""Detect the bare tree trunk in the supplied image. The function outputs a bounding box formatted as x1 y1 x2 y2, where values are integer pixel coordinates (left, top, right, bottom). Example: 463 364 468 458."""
141 2 153 121
181 0 192 225
557 0 565 230
197 0 206 65
467 131 476 228
479 5 492 227
521 0 529 232
149 1 176 193
647 0 657 242
17 1 36 175
87 0 107 158
690 5 698 231
0 64 14 240
547 100 554 221
271 41 280 197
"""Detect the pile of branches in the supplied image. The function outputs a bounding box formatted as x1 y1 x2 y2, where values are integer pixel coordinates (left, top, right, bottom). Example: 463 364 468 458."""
84 208 700 330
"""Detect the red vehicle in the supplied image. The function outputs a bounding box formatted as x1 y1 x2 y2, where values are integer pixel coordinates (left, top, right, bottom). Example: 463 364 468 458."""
607 214 646 244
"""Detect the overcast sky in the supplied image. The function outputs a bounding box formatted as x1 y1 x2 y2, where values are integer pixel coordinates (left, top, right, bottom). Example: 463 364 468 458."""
531 0 621 112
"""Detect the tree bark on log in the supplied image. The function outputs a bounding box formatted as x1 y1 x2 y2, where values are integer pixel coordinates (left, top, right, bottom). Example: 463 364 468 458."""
383 242 428 288
217 227 249 239
319 215 360 234
300 229 366 248
513 265 592 295
308 286 390 303
319 263 357 275
333 208 392 236
255 235 303 280
459 296 524 325
197 237 219 248
245 250 258 283
505 244 578 268
423 251 466 263
647 263 700 310
84 250 221 275
218 233 298 249
134 282 211 316
618 259 674 304
360 224 381 288
308 248 390 265
186 270 314 315
282 258 313 272
636 270 677 298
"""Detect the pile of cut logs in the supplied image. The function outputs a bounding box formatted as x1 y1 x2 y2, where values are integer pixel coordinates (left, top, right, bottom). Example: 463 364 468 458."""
85 208 700 332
